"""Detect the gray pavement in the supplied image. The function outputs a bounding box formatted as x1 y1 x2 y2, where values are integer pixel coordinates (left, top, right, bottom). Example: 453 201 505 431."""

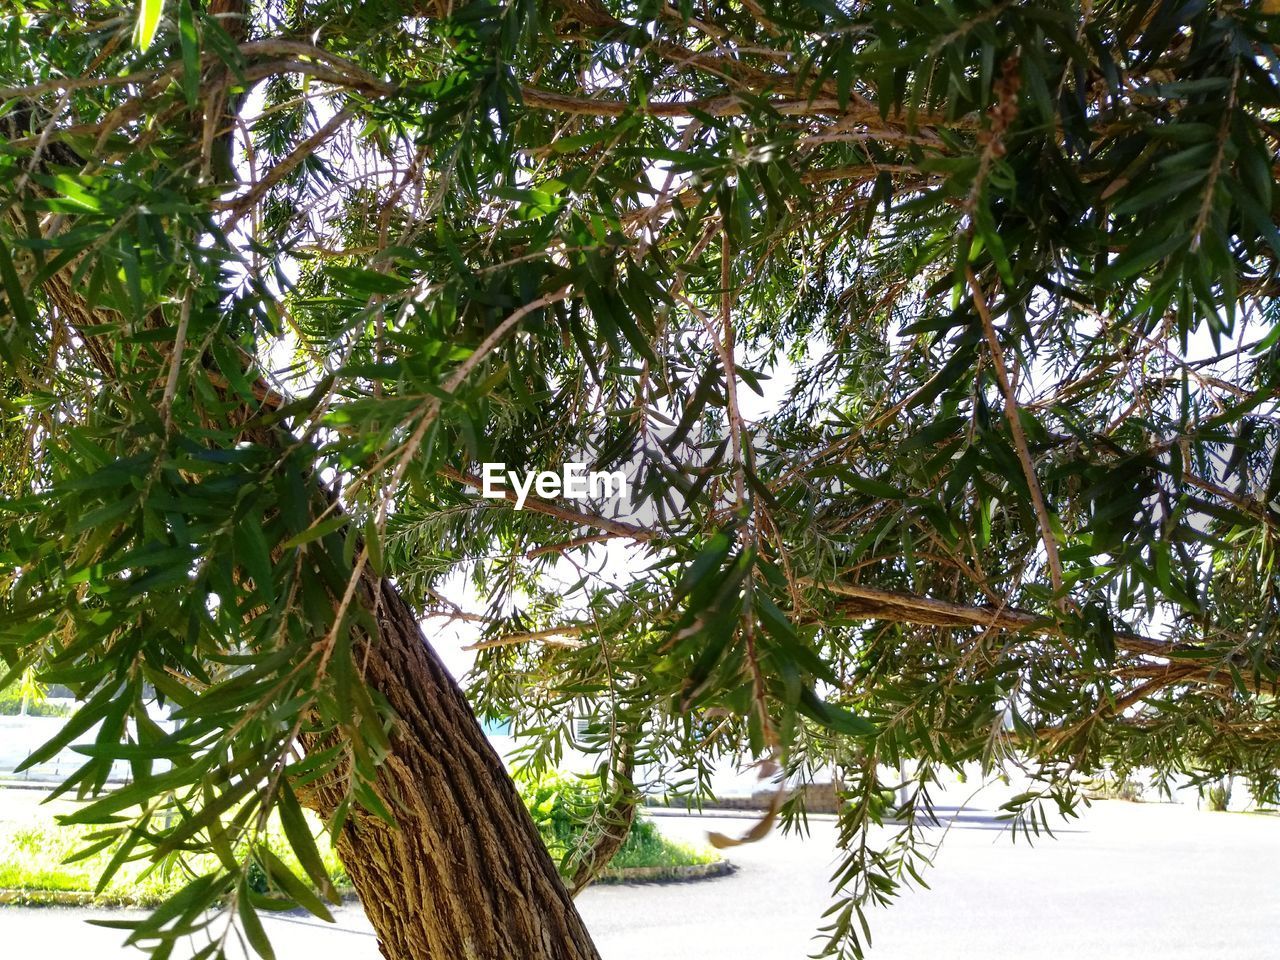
1 799 1276 958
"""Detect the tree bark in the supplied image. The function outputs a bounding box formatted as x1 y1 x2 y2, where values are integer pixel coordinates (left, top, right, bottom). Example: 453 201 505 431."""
568 738 636 896
316 577 603 960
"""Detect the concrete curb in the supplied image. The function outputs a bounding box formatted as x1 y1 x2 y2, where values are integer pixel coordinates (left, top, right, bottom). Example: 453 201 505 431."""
0 861 735 908
644 806 841 822
0 889 107 906
595 859 734 884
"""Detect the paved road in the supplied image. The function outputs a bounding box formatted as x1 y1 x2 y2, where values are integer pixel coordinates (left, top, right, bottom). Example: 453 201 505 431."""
2 800 1277 958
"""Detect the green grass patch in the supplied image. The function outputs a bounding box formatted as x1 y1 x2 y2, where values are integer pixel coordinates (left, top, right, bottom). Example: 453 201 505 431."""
0 774 720 904
0 808 349 907
602 817 721 872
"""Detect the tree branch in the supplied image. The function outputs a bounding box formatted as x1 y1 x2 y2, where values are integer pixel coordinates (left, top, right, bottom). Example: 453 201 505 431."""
966 267 1066 600
464 625 588 652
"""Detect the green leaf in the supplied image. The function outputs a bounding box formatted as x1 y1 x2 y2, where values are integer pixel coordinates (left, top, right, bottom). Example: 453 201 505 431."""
281 514 348 550
133 0 166 51
238 878 277 960
94 823 145 894
14 682 122 772
45 174 103 213
59 765 199 824
259 846 335 922
1111 169 1206 216
0 241 34 331
235 517 275 602
363 513 384 575
277 782 340 903
798 687 876 737
841 471 906 500
178 0 200 108
329 266 414 296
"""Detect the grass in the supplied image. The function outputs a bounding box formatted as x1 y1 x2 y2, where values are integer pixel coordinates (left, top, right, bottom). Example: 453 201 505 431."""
602 818 721 873
0 786 719 904
0 807 349 906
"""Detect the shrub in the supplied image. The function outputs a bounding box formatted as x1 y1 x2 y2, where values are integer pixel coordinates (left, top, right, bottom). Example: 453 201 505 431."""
518 773 717 879
1206 780 1232 812
0 684 72 718
1084 774 1144 802
0 775 713 902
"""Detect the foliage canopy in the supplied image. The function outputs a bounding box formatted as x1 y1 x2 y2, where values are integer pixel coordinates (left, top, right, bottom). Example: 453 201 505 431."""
2 1 1279 957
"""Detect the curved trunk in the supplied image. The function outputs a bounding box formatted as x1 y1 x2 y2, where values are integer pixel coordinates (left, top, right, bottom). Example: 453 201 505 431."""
27 248 602 960
10 125 601 960
568 738 637 895
319 577 602 960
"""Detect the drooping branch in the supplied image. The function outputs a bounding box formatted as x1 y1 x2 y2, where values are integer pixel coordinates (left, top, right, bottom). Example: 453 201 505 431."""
436 463 1275 688
4 134 606 960
464 624 589 652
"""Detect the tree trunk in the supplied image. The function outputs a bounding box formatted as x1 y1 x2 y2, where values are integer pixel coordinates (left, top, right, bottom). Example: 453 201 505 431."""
316 575 603 960
28 256 603 960
10 139 602 960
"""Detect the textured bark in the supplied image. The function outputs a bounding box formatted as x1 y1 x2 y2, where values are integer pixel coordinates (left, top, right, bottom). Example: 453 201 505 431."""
567 738 636 896
316 576 603 960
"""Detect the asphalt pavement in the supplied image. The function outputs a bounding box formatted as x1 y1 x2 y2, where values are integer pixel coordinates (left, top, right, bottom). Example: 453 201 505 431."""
1 799 1276 959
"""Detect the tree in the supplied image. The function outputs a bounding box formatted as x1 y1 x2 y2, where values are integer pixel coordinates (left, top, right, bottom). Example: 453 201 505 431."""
2 1 1279 958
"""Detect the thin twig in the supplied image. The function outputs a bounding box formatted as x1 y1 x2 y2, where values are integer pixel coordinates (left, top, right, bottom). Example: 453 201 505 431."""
441 285 572 396
160 289 194 432
464 624 588 652
966 267 1066 602
221 105 357 229
720 226 747 512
